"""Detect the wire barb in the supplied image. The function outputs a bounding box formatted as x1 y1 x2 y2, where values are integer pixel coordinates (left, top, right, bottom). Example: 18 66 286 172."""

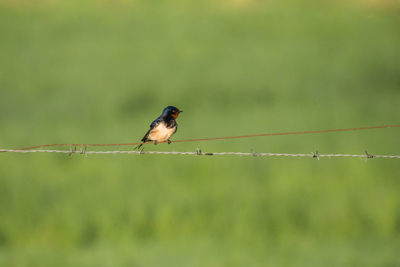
80 146 87 155
69 146 77 156
365 150 374 159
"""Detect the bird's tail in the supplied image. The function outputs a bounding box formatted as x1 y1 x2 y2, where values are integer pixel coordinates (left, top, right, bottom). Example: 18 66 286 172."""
134 138 147 150
134 143 144 150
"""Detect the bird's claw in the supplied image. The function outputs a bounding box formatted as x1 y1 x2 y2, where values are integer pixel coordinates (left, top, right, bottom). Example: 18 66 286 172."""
167 140 172 144
154 140 158 145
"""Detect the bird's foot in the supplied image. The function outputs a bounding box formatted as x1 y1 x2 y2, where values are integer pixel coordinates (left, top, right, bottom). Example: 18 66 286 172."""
153 140 158 145
167 139 172 144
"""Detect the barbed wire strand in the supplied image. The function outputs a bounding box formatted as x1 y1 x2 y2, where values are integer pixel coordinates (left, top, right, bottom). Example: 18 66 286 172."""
1 149 399 159
3 124 400 152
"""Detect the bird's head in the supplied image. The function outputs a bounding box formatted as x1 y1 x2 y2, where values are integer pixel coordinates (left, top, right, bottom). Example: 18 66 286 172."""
162 106 183 119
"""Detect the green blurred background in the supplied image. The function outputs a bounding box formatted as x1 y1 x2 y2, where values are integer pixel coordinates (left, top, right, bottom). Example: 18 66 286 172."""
1 0 400 266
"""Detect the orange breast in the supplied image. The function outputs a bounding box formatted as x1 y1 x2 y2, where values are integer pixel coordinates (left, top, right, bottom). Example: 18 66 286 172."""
147 122 175 142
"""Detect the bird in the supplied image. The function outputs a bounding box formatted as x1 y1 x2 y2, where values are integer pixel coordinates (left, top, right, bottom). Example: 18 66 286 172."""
136 106 183 150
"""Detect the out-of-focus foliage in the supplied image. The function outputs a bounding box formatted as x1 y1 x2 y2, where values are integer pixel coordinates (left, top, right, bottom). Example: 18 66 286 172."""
0 0 399 266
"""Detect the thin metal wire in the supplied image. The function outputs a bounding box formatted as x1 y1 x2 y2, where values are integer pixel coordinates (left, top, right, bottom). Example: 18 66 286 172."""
1 149 399 159
4 124 400 151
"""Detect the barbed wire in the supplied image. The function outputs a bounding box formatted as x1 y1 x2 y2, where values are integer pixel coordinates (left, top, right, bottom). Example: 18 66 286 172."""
1 124 399 160
2 124 399 151
1 148 399 159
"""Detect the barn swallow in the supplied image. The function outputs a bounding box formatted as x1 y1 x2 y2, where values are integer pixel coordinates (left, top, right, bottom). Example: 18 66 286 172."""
136 106 182 150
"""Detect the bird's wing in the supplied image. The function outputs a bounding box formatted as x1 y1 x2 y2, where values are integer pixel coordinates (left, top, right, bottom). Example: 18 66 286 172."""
141 117 162 142
150 117 162 129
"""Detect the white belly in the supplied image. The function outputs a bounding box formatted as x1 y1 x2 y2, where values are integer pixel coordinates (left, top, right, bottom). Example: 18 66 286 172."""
148 122 175 142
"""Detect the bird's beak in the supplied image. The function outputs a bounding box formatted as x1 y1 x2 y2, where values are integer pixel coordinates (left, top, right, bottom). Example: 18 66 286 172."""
179 110 183 113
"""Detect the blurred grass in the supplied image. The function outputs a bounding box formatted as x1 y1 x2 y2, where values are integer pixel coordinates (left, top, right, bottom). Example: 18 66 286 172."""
0 0 400 266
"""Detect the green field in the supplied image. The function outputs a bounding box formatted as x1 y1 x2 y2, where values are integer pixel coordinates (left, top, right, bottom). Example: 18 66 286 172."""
1 1 400 266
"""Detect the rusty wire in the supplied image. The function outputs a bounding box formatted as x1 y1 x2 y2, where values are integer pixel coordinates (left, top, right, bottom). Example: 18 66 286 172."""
3 124 399 152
